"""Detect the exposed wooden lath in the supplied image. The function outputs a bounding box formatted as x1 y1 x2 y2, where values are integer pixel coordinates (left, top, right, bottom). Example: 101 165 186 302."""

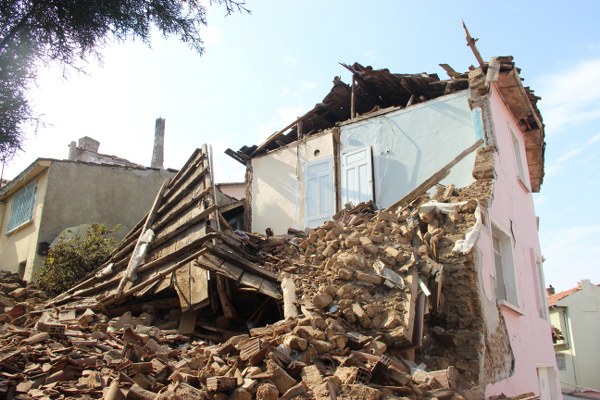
54 146 281 316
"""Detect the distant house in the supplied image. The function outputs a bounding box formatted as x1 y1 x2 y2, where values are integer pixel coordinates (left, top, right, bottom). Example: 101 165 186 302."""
216 182 246 201
228 56 559 398
548 279 600 392
0 135 176 281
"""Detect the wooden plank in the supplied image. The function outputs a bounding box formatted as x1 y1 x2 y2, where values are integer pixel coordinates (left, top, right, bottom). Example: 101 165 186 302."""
156 166 210 218
153 186 213 232
105 297 180 317
251 116 305 156
160 149 204 202
216 275 236 319
439 64 460 79
195 257 244 282
385 140 483 212
195 257 282 300
238 273 282 300
204 243 279 281
178 309 198 335
173 262 209 312
403 266 419 344
150 206 216 250
102 248 208 307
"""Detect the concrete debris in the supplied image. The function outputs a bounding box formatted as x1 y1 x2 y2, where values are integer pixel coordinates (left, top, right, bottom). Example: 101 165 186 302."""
0 180 531 400
0 172 535 400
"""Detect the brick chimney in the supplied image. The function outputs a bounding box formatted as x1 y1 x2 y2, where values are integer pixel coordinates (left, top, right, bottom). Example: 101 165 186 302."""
546 284 555 296
151 118 165 169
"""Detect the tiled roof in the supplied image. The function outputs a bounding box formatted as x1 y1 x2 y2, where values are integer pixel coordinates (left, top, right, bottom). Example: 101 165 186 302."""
547 287 580 307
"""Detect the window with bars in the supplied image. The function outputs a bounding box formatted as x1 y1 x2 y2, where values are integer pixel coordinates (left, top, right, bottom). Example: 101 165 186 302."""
7 181 37 233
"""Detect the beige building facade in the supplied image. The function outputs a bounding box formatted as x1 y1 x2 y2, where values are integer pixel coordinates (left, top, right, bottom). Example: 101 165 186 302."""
0 159 174 280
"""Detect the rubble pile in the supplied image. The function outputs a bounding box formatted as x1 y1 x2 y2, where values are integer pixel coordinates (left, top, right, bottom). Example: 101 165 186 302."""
0 305 460 400
0 181 511 399
0 271 48 327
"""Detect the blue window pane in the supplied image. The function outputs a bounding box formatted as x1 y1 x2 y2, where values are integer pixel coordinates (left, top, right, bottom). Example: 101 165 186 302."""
7 182 36 232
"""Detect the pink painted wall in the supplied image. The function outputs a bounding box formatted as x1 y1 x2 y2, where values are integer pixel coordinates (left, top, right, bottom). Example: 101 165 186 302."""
477 84 561 398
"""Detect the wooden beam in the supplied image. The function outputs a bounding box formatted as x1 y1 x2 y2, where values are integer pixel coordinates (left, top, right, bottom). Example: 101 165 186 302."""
462 21 486 69
115 179 170 296
439 64 460 79
251 116 305 156
204 242 280 281
297 118 304 140
225 148 249 165
216 275 236 319
351 74 357 119
385 139 483 211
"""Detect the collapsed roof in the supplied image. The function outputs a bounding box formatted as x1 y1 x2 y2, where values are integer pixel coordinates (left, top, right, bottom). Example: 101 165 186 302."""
53 146 279 333
228 57 545 192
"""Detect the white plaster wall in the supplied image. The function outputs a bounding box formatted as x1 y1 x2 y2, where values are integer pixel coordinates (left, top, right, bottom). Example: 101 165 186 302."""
340 91 478 208
550 308 577 390
556 282 600 390
251 132 334 234
481 84 561 399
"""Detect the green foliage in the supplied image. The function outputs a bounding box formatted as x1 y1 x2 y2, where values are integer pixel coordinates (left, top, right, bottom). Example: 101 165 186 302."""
0 0 249 161
36 223 119 294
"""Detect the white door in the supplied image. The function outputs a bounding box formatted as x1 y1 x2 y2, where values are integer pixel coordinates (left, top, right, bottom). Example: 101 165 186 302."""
537 367 555 400
341 146 373 207
304 156 334 228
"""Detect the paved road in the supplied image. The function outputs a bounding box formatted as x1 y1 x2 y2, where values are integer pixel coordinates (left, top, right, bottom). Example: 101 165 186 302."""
563 393 600 400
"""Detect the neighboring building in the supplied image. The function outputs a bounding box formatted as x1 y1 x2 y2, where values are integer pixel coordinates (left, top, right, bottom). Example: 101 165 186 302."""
216 182 246 201
548 280 600 392
228 56 559 398
0 136 176 281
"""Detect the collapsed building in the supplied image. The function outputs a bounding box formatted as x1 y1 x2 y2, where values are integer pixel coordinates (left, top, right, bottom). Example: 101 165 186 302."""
0 42 559 399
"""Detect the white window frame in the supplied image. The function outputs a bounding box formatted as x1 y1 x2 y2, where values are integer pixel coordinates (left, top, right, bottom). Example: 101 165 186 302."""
492 222 520 310
6 181 37 234
510 127 530 191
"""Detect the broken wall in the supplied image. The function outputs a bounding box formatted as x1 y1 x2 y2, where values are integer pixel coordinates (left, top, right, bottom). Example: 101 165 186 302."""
30 162 175 279
340 91 479 208
251 131 335 234
477 84 560 397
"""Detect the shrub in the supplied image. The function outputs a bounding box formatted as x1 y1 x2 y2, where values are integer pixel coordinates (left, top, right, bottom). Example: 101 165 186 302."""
36 224 119 294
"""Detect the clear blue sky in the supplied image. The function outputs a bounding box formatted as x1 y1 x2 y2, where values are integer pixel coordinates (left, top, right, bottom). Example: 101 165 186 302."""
6 1 600 291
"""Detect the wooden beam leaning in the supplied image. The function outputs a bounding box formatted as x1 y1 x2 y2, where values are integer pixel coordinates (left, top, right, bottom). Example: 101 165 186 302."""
462 21 486 69
115 179 170 297
251 115 306 156
385 139 483 212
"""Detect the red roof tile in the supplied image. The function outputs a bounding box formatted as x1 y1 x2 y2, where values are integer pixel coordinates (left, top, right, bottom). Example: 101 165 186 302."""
547 287 580 306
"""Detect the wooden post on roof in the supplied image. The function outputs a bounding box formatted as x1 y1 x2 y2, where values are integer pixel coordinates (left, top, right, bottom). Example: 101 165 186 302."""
462 21 486 69
351 74 357 119
297 118 304 140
